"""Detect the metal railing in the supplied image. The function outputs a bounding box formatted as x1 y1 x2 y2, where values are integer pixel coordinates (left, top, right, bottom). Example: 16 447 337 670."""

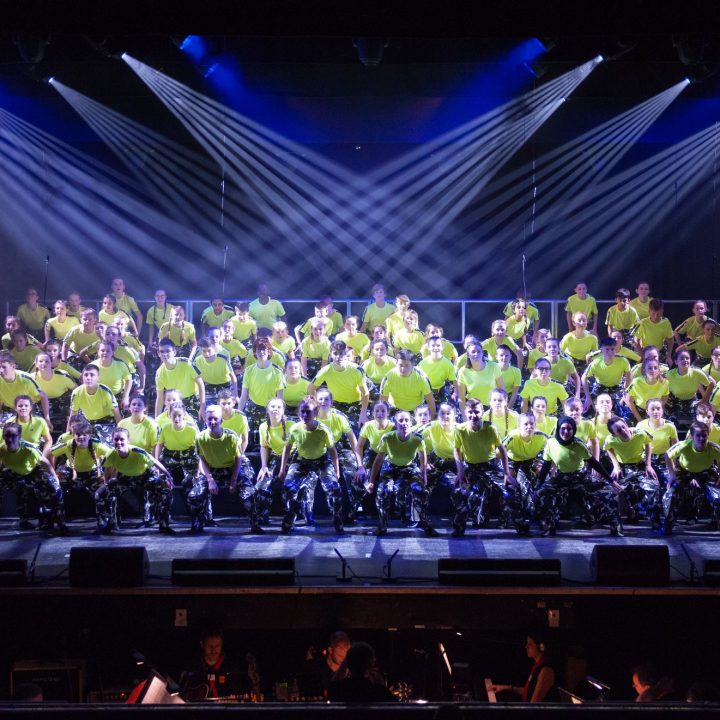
6 297 717 345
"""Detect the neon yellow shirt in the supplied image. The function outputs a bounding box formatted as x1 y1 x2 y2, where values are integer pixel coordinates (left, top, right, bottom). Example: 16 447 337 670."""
626 376 670 409
156 358 201 399
33 370 76 399
565 294 598 319
0 371 42 408
378 431 424 467
248 298 285 329
503 430 547 461
259 421 288 456
585 356 631 387
560 332 598 361
313 364 365 404
637 420 678 456
606 305 640 330
668 438 720 473
70 384 118 420
543 437 590 473
242 363 285 407
51 439 111 473
417 356 456 390
286 422 334 460
380 369 432 411
519 378 569 413
604 429 649 464
630 297 652 320
159 423 199 452
196 428 241 469
457 362 502 405
635 317 673 349
482 409 518 440
362 302 395 330
421 421 456 460
104 446 155 477
358 421 395 453
361 356 396 385
667 367 708 400
454 422 502 464
200 306 234 328
0 441 44 475
318 409 352 444
45 315 80 341
118 416 160 452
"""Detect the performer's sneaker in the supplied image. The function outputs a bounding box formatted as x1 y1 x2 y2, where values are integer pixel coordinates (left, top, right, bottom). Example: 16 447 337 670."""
373 527 388 536
158 526 176 535
18 520 35 531
422 525 440 538
334 519 345 534
250 525 266 535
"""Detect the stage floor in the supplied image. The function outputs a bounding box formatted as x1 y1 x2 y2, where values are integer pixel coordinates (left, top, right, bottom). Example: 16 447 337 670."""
1 513 719 591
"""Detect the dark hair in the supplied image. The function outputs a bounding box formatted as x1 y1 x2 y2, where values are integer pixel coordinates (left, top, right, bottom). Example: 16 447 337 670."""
649 298 664 312
615 288 630 299
396 349 415 364
607 415 625 435
346 642 376 678
600 336 616 348
330 340 348 355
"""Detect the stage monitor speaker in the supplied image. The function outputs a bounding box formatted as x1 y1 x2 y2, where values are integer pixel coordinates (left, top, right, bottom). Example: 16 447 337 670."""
11 659 86 702
590 545 669 586
69 546 149 587
703 559 720 586
0 559 28 586
437 558 562 586
171 558 296 586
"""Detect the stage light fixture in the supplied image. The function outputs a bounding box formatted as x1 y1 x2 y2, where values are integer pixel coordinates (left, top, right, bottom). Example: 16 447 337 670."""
12 33 50 64
353 38 388 67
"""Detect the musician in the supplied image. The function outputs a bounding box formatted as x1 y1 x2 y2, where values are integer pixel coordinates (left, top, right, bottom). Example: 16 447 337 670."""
489 631 559 702
181 629 260 701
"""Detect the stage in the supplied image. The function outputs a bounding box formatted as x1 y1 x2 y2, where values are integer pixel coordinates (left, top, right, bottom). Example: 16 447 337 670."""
1 514 719 591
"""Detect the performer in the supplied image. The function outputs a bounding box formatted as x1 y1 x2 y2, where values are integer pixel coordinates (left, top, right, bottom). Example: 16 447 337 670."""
451 399 527 537
0 421 67 534
279 397 343 534
181 628 261 701
155 404 207 534
94 427 174 535
196 405 262 534
367 409 437 537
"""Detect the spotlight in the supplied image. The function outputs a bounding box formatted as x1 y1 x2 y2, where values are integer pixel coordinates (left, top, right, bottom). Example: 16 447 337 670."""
353 38 388 67
44 76 55 85
203 63 219 78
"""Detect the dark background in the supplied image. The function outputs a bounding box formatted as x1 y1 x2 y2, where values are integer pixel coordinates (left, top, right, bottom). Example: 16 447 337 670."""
1 2 719 307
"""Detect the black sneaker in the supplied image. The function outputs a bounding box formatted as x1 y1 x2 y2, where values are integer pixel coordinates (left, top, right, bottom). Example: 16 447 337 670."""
334 519 345 534
250 525 266 535
423 525 440 538
451 527 466 538
18 520 35 531
373 527 388 536
158 526 176 535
